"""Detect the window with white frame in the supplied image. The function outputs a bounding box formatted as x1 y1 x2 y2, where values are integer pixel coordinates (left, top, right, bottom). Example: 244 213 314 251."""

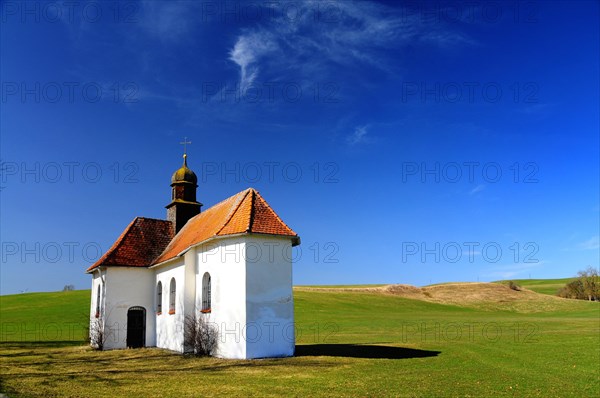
169 278 176 314
157 281 162 314
95 284 101 318
202 273 211 312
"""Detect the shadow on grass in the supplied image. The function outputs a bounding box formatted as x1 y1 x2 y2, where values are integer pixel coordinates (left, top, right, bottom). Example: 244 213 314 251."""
295 344 440 359
0 340 86 349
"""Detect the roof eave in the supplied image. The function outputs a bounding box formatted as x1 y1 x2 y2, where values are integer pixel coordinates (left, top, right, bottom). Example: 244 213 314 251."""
87 263 153 273
150 232 301 267
86 265 103 274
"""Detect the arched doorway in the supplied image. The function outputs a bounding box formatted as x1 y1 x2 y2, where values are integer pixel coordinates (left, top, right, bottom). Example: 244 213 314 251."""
126 306 146 348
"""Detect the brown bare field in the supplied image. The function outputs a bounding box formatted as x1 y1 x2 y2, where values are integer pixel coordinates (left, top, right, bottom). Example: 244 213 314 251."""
294 282 585 313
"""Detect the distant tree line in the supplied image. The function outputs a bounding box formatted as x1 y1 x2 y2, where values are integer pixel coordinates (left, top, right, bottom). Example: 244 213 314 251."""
558 267 599 301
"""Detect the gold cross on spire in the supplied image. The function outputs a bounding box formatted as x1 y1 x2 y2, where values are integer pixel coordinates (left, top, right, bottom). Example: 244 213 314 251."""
180 137 192 155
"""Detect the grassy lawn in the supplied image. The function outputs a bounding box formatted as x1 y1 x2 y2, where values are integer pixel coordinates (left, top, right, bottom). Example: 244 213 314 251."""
0 291 90 343
1 287 599 397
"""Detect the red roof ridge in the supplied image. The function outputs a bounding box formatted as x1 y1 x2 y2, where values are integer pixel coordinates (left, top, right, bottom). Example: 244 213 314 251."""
247 189 256 233
135 216 169 222
251 189 296 236
215 188 253 235
86 217 174 272
86 218 137 272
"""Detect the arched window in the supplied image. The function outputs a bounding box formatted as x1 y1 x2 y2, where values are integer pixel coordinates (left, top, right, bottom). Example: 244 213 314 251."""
169 278 176 314
156 282 163 314
202 273 211 312
95 284 101 318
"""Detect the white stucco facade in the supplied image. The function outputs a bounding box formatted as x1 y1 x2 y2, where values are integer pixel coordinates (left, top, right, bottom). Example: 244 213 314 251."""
90 234 295 359
195 237 248 358
90 267 155 350
244 236 295 359
154 259 186 352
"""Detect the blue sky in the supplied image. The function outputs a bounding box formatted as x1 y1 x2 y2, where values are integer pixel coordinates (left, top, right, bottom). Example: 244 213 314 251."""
1 0 598 294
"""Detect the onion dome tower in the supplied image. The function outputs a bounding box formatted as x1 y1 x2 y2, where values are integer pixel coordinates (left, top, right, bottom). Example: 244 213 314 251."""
166 153 202 233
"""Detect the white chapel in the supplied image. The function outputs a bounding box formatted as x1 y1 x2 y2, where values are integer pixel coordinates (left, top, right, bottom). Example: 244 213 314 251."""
86 153 300 359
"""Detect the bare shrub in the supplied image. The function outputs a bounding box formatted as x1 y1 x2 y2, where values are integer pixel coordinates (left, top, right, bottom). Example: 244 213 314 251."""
558 268 599 301
89 317 106 350
184 314 218 356
558 279 585 300
578 266 599 301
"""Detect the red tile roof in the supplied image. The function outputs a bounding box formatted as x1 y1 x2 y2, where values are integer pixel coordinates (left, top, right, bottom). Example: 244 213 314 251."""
86 217 174 272
153 188 299 265
86 188 299 272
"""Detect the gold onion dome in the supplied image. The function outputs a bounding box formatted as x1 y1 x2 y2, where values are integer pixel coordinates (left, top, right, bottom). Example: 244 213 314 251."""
171 154 198 185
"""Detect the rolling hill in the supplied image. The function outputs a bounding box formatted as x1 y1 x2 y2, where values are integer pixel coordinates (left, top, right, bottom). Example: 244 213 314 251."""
295 279 587 313
495 278 577 295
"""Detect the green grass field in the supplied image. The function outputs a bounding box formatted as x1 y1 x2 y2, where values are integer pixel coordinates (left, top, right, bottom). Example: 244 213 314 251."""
1 283 599 397
495 278 577 296
0 290 90 343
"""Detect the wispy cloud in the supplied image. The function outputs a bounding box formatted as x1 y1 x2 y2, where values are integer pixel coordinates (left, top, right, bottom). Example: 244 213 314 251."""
229 32 278 91
577 236 600 250
484 261 545 280
469 184 485 195
227 1 475 88
347 125 370 146
517 103 552 116
139 1 200 42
